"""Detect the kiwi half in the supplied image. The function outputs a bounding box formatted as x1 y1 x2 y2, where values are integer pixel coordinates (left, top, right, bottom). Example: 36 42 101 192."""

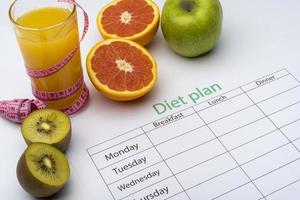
21 109 71 152
17 143 70 198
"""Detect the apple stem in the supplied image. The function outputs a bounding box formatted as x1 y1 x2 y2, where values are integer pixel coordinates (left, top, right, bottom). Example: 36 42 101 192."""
180 0 195 12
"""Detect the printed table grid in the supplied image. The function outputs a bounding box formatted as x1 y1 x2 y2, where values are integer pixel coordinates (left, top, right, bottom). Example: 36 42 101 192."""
87 69 300 200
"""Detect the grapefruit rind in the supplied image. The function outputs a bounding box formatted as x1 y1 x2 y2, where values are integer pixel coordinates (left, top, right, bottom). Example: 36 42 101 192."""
97 0 160 46
86 39 157 101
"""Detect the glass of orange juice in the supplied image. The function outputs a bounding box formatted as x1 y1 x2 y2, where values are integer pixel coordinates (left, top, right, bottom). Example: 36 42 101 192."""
9 0 88 114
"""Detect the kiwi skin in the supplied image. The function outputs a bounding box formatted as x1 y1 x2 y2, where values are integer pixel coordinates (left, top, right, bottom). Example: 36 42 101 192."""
16 143 69 198
22 128 72 152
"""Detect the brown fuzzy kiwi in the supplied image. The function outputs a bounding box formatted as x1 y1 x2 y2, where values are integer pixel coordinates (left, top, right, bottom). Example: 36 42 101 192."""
17 143 70 198
21 109 71 152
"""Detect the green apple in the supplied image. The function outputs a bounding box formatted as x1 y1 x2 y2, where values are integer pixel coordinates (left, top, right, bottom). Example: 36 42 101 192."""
161 0 223 57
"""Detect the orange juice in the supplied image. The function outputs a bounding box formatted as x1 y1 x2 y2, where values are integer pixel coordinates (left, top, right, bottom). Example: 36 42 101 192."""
14 7 83 110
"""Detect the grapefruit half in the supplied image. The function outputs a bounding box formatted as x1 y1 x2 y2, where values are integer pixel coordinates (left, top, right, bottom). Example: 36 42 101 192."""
97 0 160 46
86 39 157 101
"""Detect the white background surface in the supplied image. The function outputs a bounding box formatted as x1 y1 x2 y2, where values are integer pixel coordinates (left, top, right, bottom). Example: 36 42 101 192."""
0 0 300 199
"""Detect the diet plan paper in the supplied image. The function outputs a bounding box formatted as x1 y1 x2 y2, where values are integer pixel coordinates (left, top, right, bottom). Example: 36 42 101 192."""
70 67 300 200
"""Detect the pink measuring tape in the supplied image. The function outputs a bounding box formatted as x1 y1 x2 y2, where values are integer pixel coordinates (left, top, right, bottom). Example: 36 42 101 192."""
0 0 90 123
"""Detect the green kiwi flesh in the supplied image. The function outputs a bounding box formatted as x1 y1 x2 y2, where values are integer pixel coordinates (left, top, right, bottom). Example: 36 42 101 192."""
17 143 70 198
21 109 71 152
